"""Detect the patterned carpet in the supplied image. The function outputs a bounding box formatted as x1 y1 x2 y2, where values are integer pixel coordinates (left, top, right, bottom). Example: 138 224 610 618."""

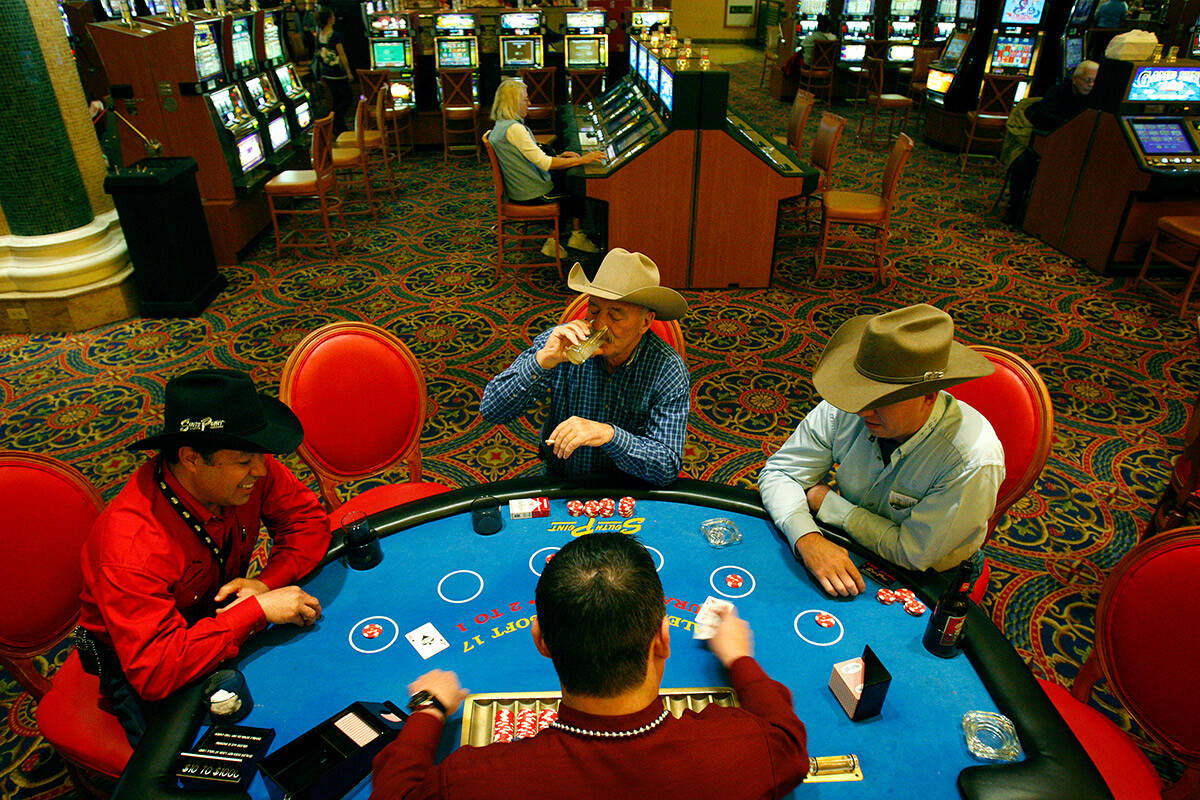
2 52 1196 797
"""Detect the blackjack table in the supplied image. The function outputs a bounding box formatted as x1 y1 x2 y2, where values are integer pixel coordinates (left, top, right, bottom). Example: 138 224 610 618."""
114 478 1112 800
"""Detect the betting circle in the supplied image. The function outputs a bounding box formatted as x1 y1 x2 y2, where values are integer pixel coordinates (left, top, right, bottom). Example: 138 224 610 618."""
437 569 485 604
348 615 400 654
793 609 845 647
709 565 756 599
528 547 561 577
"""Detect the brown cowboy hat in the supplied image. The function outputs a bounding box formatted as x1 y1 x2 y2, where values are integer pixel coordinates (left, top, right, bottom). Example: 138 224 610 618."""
566 248 688 321
812 304 993 413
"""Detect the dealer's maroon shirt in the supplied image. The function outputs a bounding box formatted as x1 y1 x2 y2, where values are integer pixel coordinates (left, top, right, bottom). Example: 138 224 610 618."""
78 454 330 700
371 657 808 799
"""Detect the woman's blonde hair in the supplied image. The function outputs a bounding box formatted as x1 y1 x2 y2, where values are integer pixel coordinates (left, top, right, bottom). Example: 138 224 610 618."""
491 78 526 121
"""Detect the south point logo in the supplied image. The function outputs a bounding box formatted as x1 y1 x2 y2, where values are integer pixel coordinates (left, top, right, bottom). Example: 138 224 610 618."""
178 417 226 433
547 516 645 536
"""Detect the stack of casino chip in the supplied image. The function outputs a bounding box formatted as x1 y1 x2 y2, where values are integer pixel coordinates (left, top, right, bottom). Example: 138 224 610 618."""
617 497 636 517
599 498 616 517
567 500 585 516
583 499 602 518
536 708 558 731
514 709 540 740
492 709 516 743
876 586 926 616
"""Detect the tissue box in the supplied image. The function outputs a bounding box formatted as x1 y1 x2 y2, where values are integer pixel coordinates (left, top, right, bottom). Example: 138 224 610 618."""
509 497 550 519
829 645 891 721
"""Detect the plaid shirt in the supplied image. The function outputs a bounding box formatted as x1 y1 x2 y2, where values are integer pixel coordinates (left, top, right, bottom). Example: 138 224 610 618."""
481 329 689 486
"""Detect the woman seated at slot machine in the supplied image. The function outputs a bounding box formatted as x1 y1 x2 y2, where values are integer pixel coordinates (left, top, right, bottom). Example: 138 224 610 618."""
487 78 606 259
314 8 353 137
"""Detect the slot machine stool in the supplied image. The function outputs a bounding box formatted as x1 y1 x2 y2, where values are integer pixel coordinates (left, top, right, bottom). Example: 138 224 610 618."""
1135 216 1200 318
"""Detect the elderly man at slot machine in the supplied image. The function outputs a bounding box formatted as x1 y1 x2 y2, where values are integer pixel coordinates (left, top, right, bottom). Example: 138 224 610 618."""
479 248 690 487
370 532 809 799
758 304 1005 598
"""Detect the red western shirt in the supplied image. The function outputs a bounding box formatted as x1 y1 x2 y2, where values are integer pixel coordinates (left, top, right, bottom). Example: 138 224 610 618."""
78 454 330 701
370 657 808 799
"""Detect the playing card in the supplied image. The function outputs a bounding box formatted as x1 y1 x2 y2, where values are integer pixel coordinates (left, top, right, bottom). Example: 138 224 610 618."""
405 622 450 660
693 596 734 640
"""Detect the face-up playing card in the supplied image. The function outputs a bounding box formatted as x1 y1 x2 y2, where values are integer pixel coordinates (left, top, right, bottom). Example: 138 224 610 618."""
693 596 734 640
405 623 450 660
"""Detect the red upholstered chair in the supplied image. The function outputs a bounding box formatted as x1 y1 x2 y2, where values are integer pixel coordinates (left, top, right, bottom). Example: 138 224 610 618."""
1036 526 1200 800
0 452 132 790
558 293 686 361
280 322 452 519
946 346 1054 603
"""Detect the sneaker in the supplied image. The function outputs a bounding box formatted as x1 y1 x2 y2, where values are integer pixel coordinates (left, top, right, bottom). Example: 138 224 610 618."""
567 231 601 253
542 237 568 258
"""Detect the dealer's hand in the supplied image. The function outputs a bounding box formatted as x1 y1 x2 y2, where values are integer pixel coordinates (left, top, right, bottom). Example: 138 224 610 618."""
254 586 323 626
536 320 592 369
795 532 865 597
214 577 269 607
707 606 754 668
409 670 470 719
547 416 614 460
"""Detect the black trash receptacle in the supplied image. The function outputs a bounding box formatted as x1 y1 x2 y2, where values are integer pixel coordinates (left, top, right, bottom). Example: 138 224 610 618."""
104 157 227 316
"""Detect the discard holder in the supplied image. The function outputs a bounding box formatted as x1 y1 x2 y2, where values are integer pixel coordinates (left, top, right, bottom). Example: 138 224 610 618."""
259 701 407 800
829 645 891 721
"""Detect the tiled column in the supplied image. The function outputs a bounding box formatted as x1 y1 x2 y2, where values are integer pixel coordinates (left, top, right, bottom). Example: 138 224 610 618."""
0 0 134 332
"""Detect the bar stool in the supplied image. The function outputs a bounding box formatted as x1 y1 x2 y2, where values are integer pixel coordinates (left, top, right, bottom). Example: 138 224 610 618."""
439 68 479 162
1135 216 1200 318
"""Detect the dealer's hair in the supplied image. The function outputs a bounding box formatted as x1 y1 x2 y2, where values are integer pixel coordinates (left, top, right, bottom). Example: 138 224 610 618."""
535 532 665 697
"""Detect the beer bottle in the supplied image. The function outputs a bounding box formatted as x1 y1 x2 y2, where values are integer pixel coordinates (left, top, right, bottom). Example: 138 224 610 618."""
922 561 973 657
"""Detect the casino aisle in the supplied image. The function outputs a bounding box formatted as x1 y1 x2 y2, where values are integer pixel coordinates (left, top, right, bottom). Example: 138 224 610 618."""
0 41 1195 799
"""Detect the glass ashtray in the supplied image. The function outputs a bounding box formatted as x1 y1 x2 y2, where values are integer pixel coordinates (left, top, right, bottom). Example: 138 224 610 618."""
962 710 1023 762
701 517 742 548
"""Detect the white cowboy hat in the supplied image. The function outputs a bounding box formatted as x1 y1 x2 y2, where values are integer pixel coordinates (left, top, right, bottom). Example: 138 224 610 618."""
566 248 688 321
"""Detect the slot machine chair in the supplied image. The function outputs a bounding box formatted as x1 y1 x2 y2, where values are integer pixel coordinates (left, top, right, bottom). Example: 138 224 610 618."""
901 45 941 123
569 69 606 105
279 322 452 518
856 57 914 149
802 111 847 231
799 39 838 106
558 293 686 360
847 40 890 105
519 67 558 141
773 89 815 156
959 74 1021 172
333 94 400 217
815 132 913 281
1031 526 1200 800
482 133 563 278
265 113 348 255
439 69 481 163
760 22 785 88
358 69 414 159
1135 217 1200 319
945 346 1054 603
0 451 132 794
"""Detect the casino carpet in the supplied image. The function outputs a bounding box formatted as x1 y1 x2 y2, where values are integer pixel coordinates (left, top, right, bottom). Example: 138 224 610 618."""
1 52 1196 797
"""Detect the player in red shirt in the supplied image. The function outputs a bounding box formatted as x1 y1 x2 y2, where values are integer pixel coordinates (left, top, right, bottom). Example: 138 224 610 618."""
371 533 809 800
77 369 331 743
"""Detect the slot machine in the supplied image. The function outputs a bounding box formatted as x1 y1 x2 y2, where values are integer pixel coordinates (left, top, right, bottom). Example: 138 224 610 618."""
225 10 258 80
933 0 958 43
254 5 304 141
627 9 672 37
565 9 609 101
840 0 876 66
220 9 292 167
981 0 1046 101
887 0 921 63
1060 0 1095 76
498 11 544 75
432 12 479 104
271 63 313 138
365 10 416 116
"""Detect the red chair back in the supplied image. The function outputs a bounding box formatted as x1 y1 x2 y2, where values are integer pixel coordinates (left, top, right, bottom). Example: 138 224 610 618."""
946 345 1053 537
1093 526 1200 765
280 322 431 510
0 451 103 695
559 293 686 361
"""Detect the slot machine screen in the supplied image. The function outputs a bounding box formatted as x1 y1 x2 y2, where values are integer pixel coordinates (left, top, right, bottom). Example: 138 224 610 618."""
1193 30 1200 58
263 12 285 62
500 12 539 31
800 0 826 13
638 46 652 84
565 10 606 32
844 0 874 16
146 0 168 12
991 35 1035 69
937 0 957 14
567 37 604 67
942 32 969 65
845 20 872 37
209 87 238 126
892 0 921 15
959 0 977 20
268 116 290 149
501 38 537 68
231 17 256 71
890 45 915 60
245 76 269 110
296 101 311 128
436 38 476 68
1064 37 1084 71
659 67 673 114
1000 0 1046 25
892 21 917 38
194 21 224 82
434 13 475 34
1127 66 1200 103
274 64 296 94
798 19 818 34
1068 0 1097 26
236 132 266 172
372 40 412 69
648 56 661 98
842 43 867 60
631 10 671 29
936 21 956 38
926 68 954 93
1130 120 1196 154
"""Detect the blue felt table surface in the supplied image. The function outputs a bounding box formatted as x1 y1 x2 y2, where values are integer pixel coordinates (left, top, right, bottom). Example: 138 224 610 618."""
235 499 1010 799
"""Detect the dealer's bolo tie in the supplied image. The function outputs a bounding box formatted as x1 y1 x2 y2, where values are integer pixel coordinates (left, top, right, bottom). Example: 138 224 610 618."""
156 459 230 573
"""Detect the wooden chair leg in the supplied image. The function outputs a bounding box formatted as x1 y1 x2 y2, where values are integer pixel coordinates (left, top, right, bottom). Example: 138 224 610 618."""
318 194 337 255
268 195 284 257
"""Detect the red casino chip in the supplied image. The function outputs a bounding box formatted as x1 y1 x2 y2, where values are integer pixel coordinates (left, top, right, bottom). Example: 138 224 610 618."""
537 708 558 731
492 709 515 743
599 498 616 517
583 499 602 518
904 599 927 616
895 588 917 603
725 574 744 589
618 496 636 517
566 500 585 517
515 709 539 740
361 623 384 639
815 612 836 628
876 588 897 605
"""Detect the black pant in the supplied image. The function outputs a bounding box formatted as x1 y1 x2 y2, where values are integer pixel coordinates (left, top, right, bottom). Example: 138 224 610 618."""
1006 150 1039 225
75 628 154 745
323 78 353 138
